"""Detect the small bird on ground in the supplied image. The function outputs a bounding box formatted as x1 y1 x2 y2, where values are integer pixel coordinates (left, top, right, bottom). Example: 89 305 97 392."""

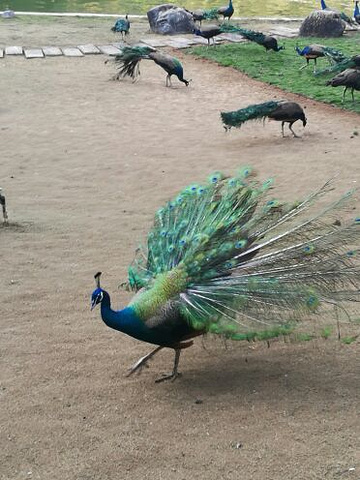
0 188 8 225
326 68 360 102
112 46 190 87
91 168 360 382
194 25 222 46
221 101 307 137
217 0 234 20
111 15 130 39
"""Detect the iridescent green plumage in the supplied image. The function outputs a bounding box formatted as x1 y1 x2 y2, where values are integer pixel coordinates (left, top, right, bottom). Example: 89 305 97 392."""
126 169 360 341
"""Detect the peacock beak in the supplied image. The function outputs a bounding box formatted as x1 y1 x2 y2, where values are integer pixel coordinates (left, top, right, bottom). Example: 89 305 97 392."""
90 299 97 311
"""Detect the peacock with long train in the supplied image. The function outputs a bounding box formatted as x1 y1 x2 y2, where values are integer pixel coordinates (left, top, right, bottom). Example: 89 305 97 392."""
91 168 360 382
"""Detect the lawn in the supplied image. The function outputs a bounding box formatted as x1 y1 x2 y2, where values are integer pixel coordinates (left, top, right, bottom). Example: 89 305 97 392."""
188 34 360 113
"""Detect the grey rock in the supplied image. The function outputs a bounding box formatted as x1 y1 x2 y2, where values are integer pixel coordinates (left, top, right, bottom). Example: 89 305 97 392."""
299 10 345 37
147 4 195 35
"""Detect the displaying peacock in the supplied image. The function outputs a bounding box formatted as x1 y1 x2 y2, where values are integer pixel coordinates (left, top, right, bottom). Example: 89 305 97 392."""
295 44 346 71
112 46 190 87
221 101 307 138
326 68 360 102
111 15 130 39
91 168 360 382
220 24 284 52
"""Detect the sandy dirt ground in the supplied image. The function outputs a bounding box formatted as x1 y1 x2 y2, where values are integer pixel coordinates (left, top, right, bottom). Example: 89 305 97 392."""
1 17 360 480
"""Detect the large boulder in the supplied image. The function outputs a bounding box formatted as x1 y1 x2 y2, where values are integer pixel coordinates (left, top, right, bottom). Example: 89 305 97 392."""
299 10 345 37
147 4 195 35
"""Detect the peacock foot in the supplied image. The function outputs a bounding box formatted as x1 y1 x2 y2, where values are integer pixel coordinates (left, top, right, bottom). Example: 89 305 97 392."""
155 371 182 383
126 355 150 377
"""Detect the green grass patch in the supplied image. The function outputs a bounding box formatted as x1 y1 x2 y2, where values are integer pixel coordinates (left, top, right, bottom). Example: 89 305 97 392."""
188 35 360 114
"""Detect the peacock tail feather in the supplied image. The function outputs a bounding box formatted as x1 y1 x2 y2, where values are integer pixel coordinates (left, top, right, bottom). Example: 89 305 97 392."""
203 8 219 19
219 24 267 45
321 46 347 64
113 46 154 79
315 55 358 76
127 169 360 339
221 101 281 129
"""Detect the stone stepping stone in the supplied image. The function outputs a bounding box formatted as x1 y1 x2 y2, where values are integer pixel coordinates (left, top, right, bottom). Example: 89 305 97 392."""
24 49 44 59
165 39 193 49
0 49 4 58
5 46 23 55
268 26 299 38
97 45 122 55
112 42 126 49
62 47 84 57
140 38 168 48
77 44 101 54
217 33 246 43
42 46 63 56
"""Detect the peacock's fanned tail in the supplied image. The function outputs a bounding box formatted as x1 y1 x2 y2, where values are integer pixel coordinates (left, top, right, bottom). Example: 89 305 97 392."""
128 169 360 338
221 101 281 129
113 46 155 80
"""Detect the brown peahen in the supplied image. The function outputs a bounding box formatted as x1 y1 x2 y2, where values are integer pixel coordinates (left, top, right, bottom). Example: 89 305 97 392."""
326 69 360 102
91 168 360 382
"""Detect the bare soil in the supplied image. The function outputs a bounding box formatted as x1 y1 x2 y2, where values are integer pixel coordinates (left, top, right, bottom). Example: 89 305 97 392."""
1 17 360 480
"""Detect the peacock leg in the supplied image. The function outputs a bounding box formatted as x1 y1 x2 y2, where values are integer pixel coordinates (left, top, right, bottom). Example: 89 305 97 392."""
342 86 348 103
351 88 355 103
281 121 285 137
155 349 181 383
126 345 164 377
288 122 299 138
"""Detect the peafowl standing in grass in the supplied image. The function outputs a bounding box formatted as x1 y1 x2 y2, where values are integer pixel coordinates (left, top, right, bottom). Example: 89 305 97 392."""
194 25 222 46
295 44 345 71
191 8 219 25
221 101 307 138
111 15 130 39
217 0 234 21
315 54 360 76
326 68 360 102
220 24 284 52
111 46 190 87
91 168 360 382
354 1 360 24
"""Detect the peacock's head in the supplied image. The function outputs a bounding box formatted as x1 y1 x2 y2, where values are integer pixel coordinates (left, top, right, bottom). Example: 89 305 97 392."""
91 272 104 310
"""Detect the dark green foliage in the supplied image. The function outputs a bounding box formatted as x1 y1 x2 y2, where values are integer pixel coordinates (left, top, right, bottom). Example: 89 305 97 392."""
188 35 360 113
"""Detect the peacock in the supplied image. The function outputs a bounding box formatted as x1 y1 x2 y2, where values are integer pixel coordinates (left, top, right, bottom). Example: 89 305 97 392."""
355 1 360 24
326 68 360 102
221 101 307 138
315 54 360 76
194 25 222 46
217 0 234 21
91 168 360 382
220 24 284 52
295 44 346 71
320 0 354 25
111 15 130 39
191 8 219 25
111 46 190 87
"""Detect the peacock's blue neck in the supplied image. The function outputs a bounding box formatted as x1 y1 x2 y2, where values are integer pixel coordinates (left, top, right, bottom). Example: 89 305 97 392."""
320 0 327 10
99 290 180 347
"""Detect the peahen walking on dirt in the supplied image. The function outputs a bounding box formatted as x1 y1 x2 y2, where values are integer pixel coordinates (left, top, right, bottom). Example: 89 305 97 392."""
220 24 284 52
111 15 130 39
194 25 222 45
221 101 307 138
111 46 190 87
326 68 360 102
295 44 345 71
91 168 360 382
217 0 234 20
